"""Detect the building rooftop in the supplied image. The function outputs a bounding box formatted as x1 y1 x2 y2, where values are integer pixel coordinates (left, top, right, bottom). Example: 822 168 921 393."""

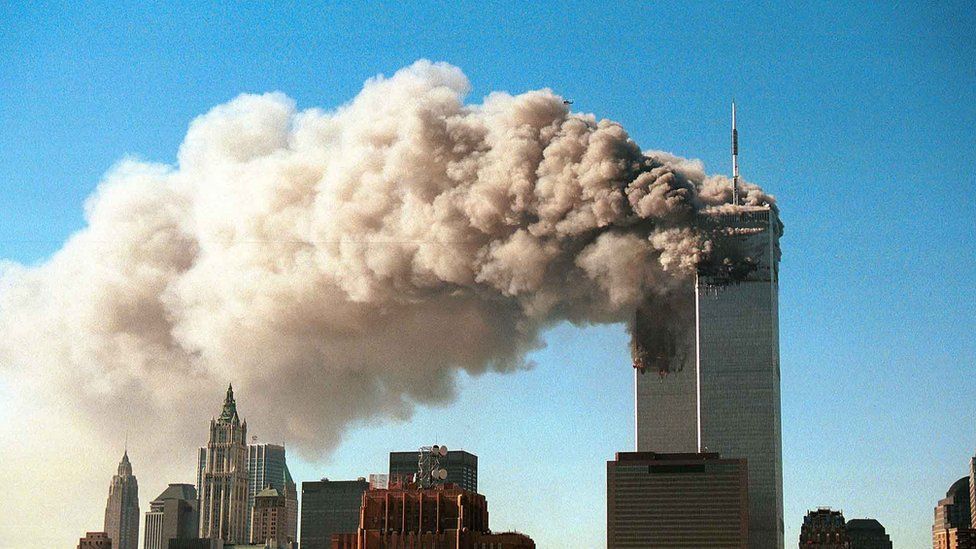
152 483 196 503
614 451 722 462
846 518 885 531
255 486 281 498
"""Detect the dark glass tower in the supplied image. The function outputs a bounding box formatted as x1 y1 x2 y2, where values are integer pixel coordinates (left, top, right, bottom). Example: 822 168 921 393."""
300 478 369 549
246 443 297 543
389 449 478 493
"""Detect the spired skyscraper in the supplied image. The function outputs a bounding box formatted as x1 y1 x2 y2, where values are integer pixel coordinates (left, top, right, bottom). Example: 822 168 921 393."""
197 384 249 542
633 103 784 549
103 450 140 549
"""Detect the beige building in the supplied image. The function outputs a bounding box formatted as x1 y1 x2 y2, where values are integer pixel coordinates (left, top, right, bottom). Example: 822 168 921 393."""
198 385 250 543
104 451 139 549
250 486 291 546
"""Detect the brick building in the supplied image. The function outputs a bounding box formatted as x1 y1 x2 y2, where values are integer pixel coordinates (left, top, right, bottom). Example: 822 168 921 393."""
78 531 112 549
331 480 533 549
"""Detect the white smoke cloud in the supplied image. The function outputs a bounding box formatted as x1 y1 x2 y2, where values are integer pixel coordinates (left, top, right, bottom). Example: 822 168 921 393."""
0 60 773 544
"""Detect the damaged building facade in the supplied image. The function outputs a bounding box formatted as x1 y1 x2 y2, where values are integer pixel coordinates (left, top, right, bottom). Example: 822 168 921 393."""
633 204 784 549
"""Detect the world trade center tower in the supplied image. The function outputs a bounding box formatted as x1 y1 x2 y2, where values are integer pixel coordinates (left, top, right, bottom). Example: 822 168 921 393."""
633 104 785 549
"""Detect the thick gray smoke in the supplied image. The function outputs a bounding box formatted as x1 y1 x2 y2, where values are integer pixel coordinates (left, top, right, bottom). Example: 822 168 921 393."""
0 61 774 464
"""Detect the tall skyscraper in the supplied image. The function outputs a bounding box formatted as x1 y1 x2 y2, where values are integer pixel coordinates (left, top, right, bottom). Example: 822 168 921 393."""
606 452 749 548
299 478 369 549
104 450 140 549
635 205 784 548
143 484 198 549
246 443 297 543
633 113 784 548
197 384 249 542
389 449 478 493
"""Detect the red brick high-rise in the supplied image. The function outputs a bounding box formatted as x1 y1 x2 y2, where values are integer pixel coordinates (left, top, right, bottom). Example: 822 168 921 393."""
332 480 533 549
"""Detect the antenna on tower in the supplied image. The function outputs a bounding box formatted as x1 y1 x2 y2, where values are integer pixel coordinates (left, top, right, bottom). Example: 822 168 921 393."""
731 100 740 206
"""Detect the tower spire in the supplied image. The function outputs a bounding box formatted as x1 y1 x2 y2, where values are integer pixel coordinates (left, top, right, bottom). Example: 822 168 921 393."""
220 382 238 422
731 100 740 206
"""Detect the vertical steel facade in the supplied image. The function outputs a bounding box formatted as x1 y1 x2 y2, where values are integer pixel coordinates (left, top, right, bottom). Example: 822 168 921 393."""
635 206 784 549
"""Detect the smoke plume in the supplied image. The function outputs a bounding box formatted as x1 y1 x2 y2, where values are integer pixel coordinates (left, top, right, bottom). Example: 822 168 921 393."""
0 61 773 533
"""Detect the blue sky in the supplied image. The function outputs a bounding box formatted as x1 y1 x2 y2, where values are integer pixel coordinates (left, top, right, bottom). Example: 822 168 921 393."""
2 2 975 547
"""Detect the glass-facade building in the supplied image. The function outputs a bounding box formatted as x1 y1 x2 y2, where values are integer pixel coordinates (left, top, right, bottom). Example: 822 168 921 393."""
635 206 784 549
143 484 198 549
246 443 297 543
299 478 369 549
389 450 478 493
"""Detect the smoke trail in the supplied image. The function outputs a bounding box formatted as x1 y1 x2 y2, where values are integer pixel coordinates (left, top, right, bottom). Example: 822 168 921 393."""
0 60 774 462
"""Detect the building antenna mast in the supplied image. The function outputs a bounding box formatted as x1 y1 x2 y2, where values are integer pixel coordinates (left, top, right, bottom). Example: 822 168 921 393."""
731 100 740 206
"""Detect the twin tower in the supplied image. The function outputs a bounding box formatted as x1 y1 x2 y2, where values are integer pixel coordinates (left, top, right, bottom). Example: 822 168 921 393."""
632 113 785 548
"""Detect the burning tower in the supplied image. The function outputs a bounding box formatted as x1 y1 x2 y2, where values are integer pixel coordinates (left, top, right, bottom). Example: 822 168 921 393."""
633 102 784 549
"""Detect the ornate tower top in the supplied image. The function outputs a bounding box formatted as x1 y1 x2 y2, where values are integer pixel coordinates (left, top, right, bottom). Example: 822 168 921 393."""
117 450 132 477
219 383 238 423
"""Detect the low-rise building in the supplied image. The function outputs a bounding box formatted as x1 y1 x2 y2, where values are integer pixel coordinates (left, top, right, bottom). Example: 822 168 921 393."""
78 531 112 549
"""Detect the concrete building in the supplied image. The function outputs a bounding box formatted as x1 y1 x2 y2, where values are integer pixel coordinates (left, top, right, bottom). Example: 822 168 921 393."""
389 449 478 493
846 518 892 549
79 532 112 549
299 478 369 549
250 486 291 546
332 480 534 548
105 451 140 549
798 508 848 548
606 452 748 548
934 476 975 549
144 484 199 549
198 384 249 543
246 444 298 543
634 204 784 549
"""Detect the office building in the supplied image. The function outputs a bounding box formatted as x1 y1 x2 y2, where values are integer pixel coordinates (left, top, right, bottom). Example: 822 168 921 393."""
198 384 249 542
299 478 369 549
79 532 112 549
798 508 848 548
250 486 290 546
634 205 784 549
846 518 892 549
934 476 975 549
936 529 976 549
332 480 534 548
246 444 297 543
144 484 199 549
389 449 478 492
606 452 748 548
104 451 140 549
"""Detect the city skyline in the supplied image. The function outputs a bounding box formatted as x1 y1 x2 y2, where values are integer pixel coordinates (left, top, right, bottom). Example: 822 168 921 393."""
2 3 975 548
